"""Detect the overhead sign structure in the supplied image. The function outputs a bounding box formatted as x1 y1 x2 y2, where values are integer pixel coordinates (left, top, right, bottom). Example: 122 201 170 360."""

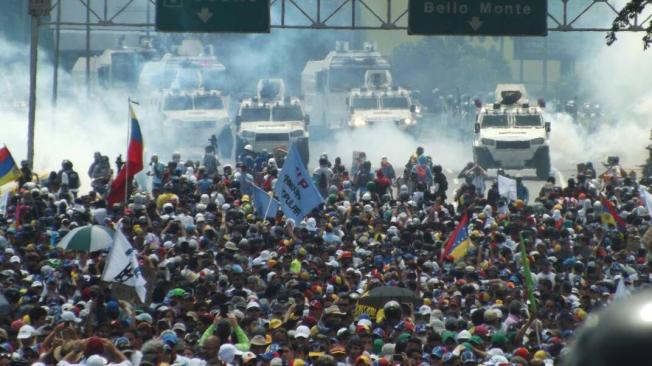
408 0 547 36
29 0 51 16
156 0 270 33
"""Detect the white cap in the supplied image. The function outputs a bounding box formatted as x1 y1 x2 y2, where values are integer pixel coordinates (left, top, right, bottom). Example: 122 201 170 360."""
258 250 271 261
61 310 82 323
266 272 277 282
419 305 432 316
86 355 108 366
17 325 36 339
218 344 243 363
456 330 472 341
173 322 187 332
294 325 311 339
9 256 20 263
357 319 372 328
246 302 261 310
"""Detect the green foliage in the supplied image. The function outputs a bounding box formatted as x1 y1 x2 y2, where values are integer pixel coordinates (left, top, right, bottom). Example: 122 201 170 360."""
607 0 652 49
391 37 512 95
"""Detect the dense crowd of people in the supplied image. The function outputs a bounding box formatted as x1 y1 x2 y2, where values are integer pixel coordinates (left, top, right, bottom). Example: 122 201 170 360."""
0 145 650 366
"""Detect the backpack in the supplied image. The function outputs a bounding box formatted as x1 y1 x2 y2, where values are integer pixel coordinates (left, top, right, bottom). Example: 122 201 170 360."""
415 164 427 184
67 170 80 189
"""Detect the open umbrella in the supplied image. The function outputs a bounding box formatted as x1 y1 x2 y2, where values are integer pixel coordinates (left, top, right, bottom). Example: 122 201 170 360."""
57 225 114 252
357 286 420 309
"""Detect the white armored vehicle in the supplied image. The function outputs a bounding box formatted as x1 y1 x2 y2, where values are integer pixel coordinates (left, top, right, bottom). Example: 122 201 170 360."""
235 79 310 165
301 41 391 135
473 84 551 179
158 88 230 151
72 45 157 91
347 70 419 129
139 40 228 94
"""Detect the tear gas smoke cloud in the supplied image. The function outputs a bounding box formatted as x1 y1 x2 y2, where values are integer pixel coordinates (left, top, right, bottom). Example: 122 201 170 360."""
547 33 651 171
1 19 651 188
312 124 471 174
0 36 130 191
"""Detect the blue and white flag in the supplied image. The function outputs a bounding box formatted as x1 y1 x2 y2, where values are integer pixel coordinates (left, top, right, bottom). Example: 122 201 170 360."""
274 144 323 222
641 187 652 221
102 229 147 302
253 184 280 218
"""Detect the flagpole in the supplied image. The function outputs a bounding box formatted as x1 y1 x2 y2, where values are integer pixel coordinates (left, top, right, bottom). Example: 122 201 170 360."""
125 99 131 207
263 191 274 219
125 98 139 207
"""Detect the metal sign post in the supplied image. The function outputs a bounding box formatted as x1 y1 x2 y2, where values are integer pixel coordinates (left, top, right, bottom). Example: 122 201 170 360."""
27 0 51 169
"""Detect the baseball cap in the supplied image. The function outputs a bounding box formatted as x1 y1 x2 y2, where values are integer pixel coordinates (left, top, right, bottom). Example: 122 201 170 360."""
160 330 178 345
461 350 477 364
17 325 36 339
246 302 261 311
418 305 432 316
219 344 243 363
60 311 82 323
135 313 153 323
457 330 472 342
330 344 346 355
242 351 256 363
431 345 447 358
294 325 311 339
172 322 187 333
86 355 107 366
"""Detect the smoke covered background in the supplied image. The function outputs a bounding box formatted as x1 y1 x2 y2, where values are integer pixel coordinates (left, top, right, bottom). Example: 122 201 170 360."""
0 1 650 191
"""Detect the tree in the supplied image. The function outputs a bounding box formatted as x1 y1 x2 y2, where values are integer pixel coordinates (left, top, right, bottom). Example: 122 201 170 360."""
607 0 652 48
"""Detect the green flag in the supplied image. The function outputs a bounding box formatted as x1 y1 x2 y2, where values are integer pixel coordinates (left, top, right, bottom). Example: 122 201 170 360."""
519 233 538 314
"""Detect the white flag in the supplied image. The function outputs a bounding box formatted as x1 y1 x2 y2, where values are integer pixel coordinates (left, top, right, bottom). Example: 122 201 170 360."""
0 190 8 215
102 229 147 302
498 175 517 201
614 276 630 301
641 188 652 220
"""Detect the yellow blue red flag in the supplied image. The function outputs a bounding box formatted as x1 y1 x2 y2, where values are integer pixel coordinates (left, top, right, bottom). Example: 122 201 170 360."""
441 214 470 262
0 147 20 186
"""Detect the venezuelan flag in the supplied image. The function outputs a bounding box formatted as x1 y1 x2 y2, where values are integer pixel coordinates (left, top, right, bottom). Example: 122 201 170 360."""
600 195 626 230
0 147 20 186
106 105 144 205
441 214 471 262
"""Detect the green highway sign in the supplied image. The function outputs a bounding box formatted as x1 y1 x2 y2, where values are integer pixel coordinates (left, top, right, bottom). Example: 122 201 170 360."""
156 0 270 33
408 0 547 36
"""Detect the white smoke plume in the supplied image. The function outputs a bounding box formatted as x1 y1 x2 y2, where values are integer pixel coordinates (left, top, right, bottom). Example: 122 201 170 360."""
548 33 651 172
311 123 471 174
0 36 132 191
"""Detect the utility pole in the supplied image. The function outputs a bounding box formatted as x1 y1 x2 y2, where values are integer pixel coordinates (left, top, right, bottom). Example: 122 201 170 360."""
27 0 51 170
